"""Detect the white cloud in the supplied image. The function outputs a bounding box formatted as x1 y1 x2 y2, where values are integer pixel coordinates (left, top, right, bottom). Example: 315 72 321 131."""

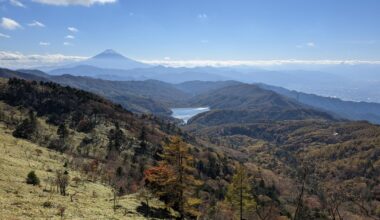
140 59 380 68
39 41 50 46
63 42 73 46
197 13 208 19
32 0 117 6
0 50 87 68
0 33 11 38
28 20 45 28
10 0 26 8
65 35 75 39
67 27 78 32
1 17 22 30
306 42 315 47
297 42 316 48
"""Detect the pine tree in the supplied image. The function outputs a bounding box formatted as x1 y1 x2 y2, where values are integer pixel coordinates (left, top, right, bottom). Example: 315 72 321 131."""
225 164 256 220
144 136 203 219
57 123 69 139
13 110 37 139
107 122 125 152
26 171 40 186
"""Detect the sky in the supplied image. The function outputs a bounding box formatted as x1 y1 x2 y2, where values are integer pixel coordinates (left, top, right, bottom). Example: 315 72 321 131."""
0 0 380 67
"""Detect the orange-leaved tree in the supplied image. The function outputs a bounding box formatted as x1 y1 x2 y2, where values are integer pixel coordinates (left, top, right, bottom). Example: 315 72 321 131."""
144 136 203 219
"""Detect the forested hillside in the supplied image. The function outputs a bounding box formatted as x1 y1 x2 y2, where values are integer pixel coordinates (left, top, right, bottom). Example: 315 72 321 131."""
0 78 241 219
188 84 335 125
184 119 380 219
1 75 379 219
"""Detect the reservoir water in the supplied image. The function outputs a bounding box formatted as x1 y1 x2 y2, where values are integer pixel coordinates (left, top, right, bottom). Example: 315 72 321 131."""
171 107 210 123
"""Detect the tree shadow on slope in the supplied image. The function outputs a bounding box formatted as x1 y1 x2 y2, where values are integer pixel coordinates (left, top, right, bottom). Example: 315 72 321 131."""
136 202 174 219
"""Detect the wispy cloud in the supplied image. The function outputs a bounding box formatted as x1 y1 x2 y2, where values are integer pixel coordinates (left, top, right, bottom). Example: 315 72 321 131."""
67 27 78 32
65 35 75 39
1 17 22 30
0 50 87 68
39 41 50 46
141 59 380 68
297 42 316 48
0 33 11 38
10 0 26 8
31 0 117 6
63 41 73 46
197 13 208 19
306 42 315 47
28 20 45 28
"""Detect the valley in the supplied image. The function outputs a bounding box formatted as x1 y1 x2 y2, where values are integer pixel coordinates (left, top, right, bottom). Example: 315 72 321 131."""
171 107 210 123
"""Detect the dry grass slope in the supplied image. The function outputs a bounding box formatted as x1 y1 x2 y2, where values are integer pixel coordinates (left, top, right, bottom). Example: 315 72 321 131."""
0 123 168 220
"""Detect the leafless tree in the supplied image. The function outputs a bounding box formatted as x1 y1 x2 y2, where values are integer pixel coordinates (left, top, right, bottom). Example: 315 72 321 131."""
56 171 69 196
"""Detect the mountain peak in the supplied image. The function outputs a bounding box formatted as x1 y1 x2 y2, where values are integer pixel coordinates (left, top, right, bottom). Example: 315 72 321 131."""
93 49 126 59
102 49 118 54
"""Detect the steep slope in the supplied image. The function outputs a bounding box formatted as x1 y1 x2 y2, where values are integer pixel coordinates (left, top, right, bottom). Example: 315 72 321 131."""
0 78 244 219
0 121 171 219
188 84 334 125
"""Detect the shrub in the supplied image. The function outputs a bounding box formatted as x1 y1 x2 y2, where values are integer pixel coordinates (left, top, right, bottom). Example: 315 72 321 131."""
26 171 40 186
43 201 53 208
48 139 67 152
58 206 66 218
77 118 95 133
13 111 37 139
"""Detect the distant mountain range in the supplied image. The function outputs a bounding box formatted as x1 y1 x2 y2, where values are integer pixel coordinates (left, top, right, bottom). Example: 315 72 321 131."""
3 67 380 125
44 49 380 103
258 83 380 124
48 50 229 82
2 49 380 124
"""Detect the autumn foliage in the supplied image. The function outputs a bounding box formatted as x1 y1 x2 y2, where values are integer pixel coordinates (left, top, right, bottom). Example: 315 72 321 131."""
144 136 203 219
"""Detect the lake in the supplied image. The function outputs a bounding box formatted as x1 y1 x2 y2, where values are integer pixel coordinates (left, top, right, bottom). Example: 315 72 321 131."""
171 107 210 123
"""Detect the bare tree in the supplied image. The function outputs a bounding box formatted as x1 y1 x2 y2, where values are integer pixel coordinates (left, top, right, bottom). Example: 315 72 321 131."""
56 171 69 196
319 185 344 220
255 201 276 220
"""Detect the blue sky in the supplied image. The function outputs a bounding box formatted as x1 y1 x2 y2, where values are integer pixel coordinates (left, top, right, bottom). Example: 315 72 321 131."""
0 0 380 67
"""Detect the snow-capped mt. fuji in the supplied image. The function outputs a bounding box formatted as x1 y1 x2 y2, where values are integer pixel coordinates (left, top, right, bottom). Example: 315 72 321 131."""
92 49 129 60
81 49 150 70
47 49 152 77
